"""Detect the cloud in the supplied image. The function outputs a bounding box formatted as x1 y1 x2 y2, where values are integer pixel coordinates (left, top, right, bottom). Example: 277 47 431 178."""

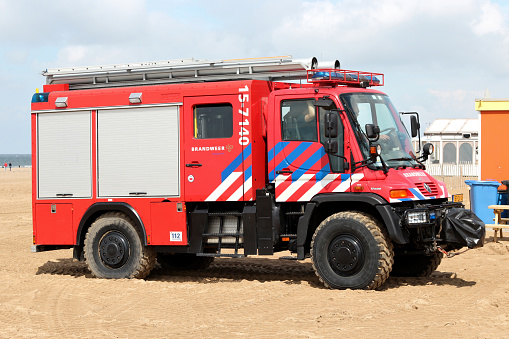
471 2 506 36
428 89 481 102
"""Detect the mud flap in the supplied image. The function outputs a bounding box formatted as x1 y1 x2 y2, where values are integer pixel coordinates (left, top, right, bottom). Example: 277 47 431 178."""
442 208 485 249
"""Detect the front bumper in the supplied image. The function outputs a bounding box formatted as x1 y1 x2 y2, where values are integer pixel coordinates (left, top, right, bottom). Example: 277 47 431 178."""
395 202 485 250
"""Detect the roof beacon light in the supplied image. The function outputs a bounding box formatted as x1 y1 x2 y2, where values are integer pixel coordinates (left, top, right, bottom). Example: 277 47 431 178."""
307 69 384 87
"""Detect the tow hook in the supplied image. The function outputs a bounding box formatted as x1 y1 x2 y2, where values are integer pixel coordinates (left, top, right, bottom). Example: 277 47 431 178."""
437 246 469 258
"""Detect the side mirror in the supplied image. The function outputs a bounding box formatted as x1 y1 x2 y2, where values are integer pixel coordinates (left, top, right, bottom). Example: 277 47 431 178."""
401 112 421 152
324 139 338 154
365 124 380 139
324 112 339 138
410 116 420 138
314 98 334 110
422 143 434 161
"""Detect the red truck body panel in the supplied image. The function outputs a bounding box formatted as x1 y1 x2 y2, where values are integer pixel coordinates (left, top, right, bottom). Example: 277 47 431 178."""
31 80 271 246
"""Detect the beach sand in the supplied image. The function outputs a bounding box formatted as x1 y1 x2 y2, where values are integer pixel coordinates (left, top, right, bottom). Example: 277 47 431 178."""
1 168 508 338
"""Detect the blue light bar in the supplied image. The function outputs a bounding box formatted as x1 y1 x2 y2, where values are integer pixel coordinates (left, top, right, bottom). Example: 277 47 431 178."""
311 71 345 81
31 92 49 103
307 69 383 87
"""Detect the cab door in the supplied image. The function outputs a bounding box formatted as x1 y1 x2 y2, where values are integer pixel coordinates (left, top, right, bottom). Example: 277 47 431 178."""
183 95 247 202
271 96 350 202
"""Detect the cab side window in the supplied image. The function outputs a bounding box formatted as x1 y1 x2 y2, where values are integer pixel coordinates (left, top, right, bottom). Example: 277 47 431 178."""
194 104 233 139
281 99 318 142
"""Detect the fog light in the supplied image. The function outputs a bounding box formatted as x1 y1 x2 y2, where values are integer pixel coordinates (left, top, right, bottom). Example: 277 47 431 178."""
406 210 430 225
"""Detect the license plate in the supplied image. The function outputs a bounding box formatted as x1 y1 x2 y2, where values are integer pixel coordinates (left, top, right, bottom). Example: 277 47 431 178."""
452 194 463 203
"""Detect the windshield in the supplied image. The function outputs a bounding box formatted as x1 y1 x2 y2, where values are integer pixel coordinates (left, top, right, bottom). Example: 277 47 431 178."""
341 93 418 169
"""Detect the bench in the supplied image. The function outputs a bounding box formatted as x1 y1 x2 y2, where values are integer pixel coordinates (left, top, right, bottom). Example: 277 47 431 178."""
487 205 509 242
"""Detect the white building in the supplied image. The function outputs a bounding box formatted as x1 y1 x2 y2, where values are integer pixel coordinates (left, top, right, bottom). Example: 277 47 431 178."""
414 118 479 165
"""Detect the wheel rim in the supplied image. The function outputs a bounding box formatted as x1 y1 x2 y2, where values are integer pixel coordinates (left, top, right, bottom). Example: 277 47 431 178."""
328 234 365 276
99 231 130 269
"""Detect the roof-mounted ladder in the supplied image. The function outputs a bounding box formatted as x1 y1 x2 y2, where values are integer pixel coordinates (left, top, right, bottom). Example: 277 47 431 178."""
42 55 338 90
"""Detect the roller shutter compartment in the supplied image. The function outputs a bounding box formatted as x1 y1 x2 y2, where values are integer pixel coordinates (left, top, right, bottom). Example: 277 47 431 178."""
37 111 92 198
97 106 180 197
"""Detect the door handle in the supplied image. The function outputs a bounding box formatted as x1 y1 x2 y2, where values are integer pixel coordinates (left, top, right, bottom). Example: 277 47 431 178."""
276 169 293 174
186 163 203 167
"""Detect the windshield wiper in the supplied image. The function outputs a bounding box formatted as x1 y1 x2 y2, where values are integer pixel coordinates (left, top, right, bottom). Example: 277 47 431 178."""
385 157 426 170
386 157 415 162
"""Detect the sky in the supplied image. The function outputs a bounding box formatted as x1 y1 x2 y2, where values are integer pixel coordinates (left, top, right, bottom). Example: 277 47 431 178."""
1 0 508 153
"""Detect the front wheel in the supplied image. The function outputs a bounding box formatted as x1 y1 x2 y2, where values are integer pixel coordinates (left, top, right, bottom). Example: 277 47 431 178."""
84 212 156 279
311 211 394 289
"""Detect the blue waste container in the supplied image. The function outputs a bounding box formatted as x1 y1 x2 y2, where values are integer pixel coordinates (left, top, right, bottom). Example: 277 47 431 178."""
465 180 501 224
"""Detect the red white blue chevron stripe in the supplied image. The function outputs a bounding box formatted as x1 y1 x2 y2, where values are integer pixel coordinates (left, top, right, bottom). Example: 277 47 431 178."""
275 172 364 202
268 141 364 202
205 144 252 201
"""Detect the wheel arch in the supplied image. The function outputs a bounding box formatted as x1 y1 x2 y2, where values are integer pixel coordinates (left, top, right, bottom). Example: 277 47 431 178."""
73 202 147 261
297 193 408 257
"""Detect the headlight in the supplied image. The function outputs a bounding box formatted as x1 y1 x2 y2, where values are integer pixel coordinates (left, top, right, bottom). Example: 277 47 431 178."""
405 210 430 225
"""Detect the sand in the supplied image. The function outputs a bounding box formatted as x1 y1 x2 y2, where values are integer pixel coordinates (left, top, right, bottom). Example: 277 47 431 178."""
1 168 508 338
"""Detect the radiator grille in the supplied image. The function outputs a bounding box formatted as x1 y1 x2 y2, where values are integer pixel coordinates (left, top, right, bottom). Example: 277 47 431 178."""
415 182 439 196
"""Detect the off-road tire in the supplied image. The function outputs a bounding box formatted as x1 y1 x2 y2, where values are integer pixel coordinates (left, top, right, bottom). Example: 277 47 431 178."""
157 253 214 271
311 211 394 290
390 252 443 277
84 212 156 279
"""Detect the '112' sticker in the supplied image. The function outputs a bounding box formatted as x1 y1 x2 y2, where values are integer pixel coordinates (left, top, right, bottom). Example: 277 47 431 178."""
170 232 182 242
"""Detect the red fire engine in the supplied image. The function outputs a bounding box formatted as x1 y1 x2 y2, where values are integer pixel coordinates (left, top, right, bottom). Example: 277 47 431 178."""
31 56 484 289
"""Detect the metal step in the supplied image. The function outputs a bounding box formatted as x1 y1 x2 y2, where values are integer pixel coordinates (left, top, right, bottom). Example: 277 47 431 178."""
203 233 243 237
205 215 244 244
285 212 305 216
207 212 243 217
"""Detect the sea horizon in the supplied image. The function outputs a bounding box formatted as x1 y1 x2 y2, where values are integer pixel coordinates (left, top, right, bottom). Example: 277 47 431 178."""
0 154 32 167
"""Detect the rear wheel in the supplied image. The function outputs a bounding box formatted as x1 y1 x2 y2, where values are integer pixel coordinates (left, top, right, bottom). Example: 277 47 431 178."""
311 211 394 289
84 212 155 279
390 252 443 277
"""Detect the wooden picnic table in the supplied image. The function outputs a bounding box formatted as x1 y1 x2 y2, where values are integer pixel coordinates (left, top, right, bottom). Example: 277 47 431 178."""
487 205 509 242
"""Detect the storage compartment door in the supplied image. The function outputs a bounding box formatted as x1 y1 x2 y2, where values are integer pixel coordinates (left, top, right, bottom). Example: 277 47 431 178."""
150 202 187 245
37 112 92 198
34 203 73 244
97 106 180 197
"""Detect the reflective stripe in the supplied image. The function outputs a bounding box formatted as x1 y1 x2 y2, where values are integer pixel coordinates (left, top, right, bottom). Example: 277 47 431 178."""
298 174 340 201
206 172 243 201
276 173 365 202
221 144 252 181
277 174 315 202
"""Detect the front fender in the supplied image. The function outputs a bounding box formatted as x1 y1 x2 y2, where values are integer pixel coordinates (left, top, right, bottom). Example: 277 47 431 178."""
296 193 408 254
